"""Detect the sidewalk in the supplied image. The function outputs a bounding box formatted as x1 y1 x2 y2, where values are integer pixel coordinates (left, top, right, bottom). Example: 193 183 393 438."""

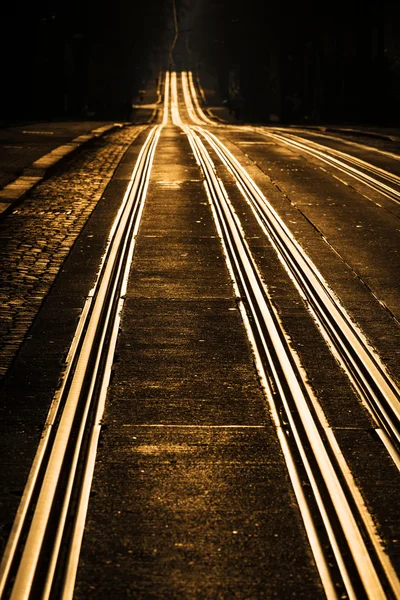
0 121 123 216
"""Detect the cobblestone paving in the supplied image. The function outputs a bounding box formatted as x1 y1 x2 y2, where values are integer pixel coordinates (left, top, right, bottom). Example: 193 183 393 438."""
0 125 144 380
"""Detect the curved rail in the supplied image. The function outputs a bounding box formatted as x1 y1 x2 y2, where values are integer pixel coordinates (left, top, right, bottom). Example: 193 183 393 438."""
182 67 400 208
0 125 162 600
183 70 216 127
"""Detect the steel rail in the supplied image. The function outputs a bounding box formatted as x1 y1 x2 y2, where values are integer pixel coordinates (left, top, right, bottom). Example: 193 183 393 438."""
183 123 399 600
0 124 162 600
268 130 400 184
253 129 400 206
196 126 400 467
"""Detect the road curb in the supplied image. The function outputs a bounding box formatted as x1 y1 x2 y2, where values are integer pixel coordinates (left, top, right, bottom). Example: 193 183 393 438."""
0 123 125 218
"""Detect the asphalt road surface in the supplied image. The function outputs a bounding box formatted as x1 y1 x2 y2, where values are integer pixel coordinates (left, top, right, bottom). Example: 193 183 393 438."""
0 72 400 599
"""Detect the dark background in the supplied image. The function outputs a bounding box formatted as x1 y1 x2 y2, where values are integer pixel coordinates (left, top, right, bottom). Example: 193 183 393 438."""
0 0 174 121
189 0 400 124
1 0 399 124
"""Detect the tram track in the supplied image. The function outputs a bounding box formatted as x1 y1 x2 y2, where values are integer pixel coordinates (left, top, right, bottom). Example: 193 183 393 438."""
0 124 161 600
274 127 400 162
175 70 400 598
181 70 400 469
1 69 400 599
251 129 400 209
188 125 400 600
195 127 400 466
